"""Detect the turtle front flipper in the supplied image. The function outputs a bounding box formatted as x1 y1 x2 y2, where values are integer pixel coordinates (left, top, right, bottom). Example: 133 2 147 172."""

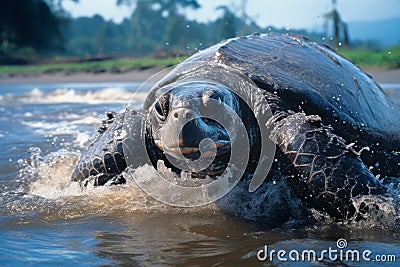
269 112 387 220
71 109 147 186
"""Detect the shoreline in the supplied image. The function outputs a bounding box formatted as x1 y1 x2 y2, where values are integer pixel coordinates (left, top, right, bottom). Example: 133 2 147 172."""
363 68 400 84
1 67 399 84
0 68 162 84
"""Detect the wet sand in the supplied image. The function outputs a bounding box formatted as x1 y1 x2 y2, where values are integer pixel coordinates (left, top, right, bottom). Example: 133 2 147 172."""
1 67 399 84
0 68 162 84
363 68 400 84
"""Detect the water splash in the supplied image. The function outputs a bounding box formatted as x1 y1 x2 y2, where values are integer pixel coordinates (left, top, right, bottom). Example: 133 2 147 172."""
6 144 400 230
5 148 220 222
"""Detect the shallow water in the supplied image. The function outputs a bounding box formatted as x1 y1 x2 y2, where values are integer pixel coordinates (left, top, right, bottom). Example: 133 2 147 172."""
0 82 400 266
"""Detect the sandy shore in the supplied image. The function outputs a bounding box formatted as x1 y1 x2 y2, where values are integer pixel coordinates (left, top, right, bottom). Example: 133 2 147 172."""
363 68 400 84
0 68 162 84
1 67 399 84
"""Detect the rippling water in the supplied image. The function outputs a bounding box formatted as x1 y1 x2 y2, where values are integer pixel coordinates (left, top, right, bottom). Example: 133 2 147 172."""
0 82 399 266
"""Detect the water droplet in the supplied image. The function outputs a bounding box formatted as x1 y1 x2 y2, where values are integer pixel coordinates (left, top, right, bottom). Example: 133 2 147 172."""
388 51 392 54
165 42 169 46
186 25 190 28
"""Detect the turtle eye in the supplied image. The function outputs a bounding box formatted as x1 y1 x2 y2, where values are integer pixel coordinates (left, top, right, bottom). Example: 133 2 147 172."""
154 101 166 120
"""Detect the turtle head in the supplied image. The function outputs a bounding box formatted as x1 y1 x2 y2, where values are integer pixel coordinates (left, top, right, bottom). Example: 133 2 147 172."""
146 81 242 176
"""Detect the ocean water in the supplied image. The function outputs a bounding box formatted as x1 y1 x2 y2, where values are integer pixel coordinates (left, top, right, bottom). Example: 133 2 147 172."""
0 81 399 266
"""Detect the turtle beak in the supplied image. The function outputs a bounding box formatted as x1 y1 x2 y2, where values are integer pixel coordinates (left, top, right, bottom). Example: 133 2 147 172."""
155 108 231 160
156 139 230 158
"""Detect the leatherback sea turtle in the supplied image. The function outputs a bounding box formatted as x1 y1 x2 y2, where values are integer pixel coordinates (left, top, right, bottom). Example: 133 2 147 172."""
71 33 400 221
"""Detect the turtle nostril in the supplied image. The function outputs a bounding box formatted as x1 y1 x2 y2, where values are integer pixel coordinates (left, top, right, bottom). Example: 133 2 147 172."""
171 109 196 120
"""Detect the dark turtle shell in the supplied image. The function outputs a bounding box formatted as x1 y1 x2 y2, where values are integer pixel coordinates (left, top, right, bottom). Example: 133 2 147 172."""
147 33 400 150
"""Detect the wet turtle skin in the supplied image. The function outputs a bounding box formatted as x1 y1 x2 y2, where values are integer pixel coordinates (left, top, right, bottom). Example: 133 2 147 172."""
72 33 400 220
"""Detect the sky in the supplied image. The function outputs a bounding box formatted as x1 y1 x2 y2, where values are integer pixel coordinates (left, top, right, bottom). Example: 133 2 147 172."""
62 0 400 31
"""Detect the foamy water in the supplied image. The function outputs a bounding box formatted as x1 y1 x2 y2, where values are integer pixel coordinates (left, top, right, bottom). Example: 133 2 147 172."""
0 86 147 104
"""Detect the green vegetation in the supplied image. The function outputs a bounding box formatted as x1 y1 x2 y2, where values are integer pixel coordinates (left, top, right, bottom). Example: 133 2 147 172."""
1 0 398 74
339 45 400 68
0 56 186 74
1 46 398 75
0 0 333 60
59 1 265 57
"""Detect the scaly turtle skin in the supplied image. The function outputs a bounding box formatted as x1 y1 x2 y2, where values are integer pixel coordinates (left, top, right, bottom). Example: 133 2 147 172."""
71 33 400 220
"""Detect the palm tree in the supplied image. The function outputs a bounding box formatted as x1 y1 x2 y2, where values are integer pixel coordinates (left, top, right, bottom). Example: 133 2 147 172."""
215 6 238 39
324 0 349 49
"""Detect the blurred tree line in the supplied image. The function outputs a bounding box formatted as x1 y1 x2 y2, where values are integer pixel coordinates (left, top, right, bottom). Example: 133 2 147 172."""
62 0 266 57
0 0 345 60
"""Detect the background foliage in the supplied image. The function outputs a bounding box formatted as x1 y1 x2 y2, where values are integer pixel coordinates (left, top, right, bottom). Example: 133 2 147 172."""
0 0 399 70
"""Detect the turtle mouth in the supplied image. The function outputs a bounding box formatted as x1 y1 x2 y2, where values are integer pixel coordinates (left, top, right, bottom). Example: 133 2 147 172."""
155 139 231 160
